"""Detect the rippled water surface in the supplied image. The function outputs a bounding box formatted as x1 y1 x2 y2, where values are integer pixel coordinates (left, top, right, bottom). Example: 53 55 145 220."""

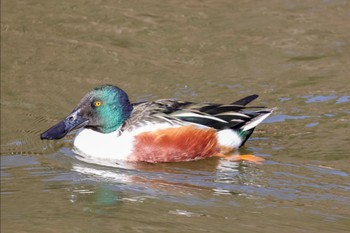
1 0 350 232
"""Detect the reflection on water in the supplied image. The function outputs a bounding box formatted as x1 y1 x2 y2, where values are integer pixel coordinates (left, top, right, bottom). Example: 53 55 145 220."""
71 157 263 199
2 150 349 231
2 0 350 232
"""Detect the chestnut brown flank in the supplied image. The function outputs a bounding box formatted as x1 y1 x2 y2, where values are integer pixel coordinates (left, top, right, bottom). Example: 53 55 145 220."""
129 126 218 163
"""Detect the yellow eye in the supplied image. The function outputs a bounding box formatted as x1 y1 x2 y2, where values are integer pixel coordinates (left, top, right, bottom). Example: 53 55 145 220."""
94 101 102 107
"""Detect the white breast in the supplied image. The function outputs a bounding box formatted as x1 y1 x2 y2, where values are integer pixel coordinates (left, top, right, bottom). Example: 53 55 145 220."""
73 129 134 161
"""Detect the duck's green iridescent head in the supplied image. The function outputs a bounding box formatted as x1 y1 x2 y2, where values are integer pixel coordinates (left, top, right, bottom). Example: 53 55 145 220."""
40 85 133 140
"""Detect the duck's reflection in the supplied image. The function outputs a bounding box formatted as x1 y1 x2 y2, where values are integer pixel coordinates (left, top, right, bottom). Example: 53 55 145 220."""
70 152 263 201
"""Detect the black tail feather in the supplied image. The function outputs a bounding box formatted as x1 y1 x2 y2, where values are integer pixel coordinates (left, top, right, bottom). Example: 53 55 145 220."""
239 128 255 147
231 94 259 106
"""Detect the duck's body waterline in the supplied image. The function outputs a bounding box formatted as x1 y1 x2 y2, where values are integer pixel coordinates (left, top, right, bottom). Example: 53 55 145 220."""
73 123 244 163
41 84 273 163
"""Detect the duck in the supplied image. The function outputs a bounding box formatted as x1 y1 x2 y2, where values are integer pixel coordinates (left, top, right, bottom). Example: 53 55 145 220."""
40 84 273 163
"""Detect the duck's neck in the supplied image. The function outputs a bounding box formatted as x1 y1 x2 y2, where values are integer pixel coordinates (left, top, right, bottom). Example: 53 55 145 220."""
95 103 133 134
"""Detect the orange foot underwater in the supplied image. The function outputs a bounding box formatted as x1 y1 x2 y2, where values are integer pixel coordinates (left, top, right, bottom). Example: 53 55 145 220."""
215 153 265 164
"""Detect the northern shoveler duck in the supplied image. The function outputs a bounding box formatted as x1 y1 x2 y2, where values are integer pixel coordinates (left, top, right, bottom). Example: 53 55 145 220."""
41 84 273 163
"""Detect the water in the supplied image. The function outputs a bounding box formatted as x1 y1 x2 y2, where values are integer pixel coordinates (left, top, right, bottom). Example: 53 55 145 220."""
1 0 350 232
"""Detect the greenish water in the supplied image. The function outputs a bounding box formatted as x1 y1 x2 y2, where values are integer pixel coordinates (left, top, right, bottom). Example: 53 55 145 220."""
1 0 350 232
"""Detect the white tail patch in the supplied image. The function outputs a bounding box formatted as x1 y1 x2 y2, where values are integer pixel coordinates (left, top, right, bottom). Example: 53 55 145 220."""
241 109 274 132
217 129 242 149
